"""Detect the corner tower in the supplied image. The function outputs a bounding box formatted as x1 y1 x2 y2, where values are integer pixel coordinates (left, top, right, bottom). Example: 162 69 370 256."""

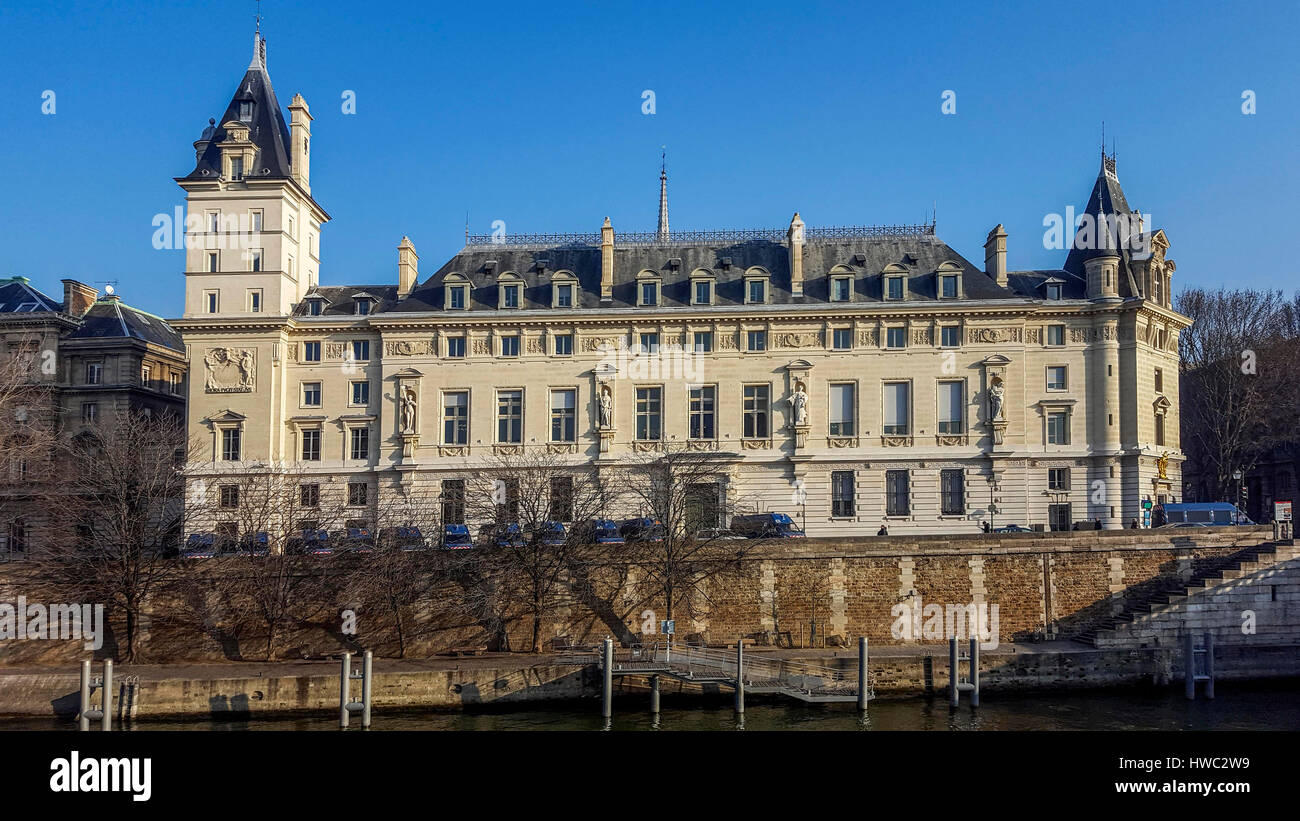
176 33 329 318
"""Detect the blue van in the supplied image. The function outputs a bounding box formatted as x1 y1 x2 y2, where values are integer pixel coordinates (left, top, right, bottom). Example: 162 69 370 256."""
238 532 271 556
729 513 806 538
441 524 473 549
1154 502 1253 527
381 526 428 550
620 517 665 543
181 533 218 559
585 519 625 545
290 529 333 555
481 522 524 548
538 521 567 546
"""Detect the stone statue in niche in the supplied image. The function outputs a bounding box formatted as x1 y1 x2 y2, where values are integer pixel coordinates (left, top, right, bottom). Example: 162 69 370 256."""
988 377 1005 422
401 387 417 434
790 380 809 425
598 384 613 428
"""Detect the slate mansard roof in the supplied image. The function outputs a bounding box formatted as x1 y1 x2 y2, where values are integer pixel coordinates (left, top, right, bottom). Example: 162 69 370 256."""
0 277 61 313
66 299 186 352
293 228 1087 318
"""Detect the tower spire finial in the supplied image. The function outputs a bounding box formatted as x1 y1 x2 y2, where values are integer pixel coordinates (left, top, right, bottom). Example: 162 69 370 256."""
657 146 669 241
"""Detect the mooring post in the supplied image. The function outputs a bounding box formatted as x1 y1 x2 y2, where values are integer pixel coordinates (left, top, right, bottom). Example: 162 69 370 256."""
857 637 869 711
949 637 959 707
101 659 113 731
1204 632 1215 700
78 659 91 732
649 674 660 714
361 650 373 728
734 640 745 714
969 637 980 708
1184 632 1195 700
601 638 613 719
339 652 352 728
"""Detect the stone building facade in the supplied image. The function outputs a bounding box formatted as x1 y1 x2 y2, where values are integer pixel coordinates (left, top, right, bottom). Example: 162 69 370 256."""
174 37 1190 540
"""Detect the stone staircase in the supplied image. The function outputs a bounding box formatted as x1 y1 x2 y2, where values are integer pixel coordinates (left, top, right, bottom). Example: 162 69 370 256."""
1075 541 1293 647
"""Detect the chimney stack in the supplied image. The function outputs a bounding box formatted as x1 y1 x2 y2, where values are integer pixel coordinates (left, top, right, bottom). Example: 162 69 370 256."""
600 217 615 301
289 94 312 193
397 237 419 298
984 224 1008 287
61 279 98 318
788 212 805 297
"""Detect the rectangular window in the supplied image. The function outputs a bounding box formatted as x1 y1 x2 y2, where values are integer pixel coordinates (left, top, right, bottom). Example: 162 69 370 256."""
307 299 323 316
887 277 904 300
1046 411 1069 444
1047 366 1067 391
694 281 712 305
641 282 658 306
497 390 523 443
219 485 239 509
355 299 371 316
351 380 370 406
832 328 852 350
550 389 576 442
832 278 851 302
497 478 520 523
81 403 98 424
748 280 766 303
230 156 244 180
1048 503 1072 531
639 333 659 354
350 428 370 460
447 336 466 358
300 484 320 508
287 255 295 278
448 285 466 309
747 330 766 352
1048 468 1069 491
141 364 152 385
1047 324 1065 346
441 479 465 525
829 383 855 436
250 210 263 233
743 385 769 439
169 372 183 395
941 469 965 514
549 476 574 522
885 470 910 515
1046 283 1063 300
940 275 958 298
207 211 220 233
221 428 241 461
303 341 321 362
1154 368 1164 393
302 381 322 406
501 335 520 357
443 391 468 444
248 290 262 312
86 362 102 385
635 387 662 441
348 482 368 507
1155 414 1165 446
502 285 520 308
883 382 909 435
249 249 263 272
554 334 573 356
206 292 219 313
832 471 855 517
685 483 721 532
693 331 713 353
941 325 960 347
351 340 370 362
555 283 573 307
207 252 218 273
886 327 906 349
300 429 321 461
938 381 964 434
689 385 716 440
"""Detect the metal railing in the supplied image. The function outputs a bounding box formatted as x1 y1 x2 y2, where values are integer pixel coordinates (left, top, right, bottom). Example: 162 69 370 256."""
464 222 937 249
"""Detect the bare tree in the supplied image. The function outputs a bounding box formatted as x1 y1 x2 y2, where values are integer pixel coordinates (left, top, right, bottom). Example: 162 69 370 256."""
37 408 187 661
0 332 61 561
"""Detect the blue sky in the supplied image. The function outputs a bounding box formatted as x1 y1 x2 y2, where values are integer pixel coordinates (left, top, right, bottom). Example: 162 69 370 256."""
0 0 1296 318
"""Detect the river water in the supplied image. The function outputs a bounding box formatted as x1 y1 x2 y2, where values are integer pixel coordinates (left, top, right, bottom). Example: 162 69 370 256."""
4 681 1299 731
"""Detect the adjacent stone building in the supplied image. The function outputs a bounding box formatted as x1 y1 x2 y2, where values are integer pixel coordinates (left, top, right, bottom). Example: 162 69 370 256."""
173 36 1190 540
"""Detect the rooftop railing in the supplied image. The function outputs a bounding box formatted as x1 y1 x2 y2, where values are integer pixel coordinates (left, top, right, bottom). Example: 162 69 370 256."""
464 222 937 249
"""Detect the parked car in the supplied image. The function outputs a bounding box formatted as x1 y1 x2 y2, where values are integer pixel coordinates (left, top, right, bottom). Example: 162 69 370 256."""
729 513 805 539
537 521 567 546
993 524 1031 533
379 526 428 550
480 522 524 548
579 518 625 545
180 533 218 559
237 531 271 556
620 517 665 543
288 529 333 556
1153 502 1253 527
441 524 474 549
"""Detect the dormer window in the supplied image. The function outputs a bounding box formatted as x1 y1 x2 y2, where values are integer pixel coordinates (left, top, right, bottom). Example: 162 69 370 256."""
744 268 771 305
939 274 959 299
886 276 904 300
550 272 578 308
502 283 520 308
555 283 573 307
229 156 244 181
307 298 323 316
352 295 376 316
238 101 253 122
832 276 852 302
690 269 715 305
641 281 658 306
1046 283 1063 300
449 285 466 309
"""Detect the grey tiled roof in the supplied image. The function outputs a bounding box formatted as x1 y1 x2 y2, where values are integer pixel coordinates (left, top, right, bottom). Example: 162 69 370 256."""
0 278 59 313
65 299 186 351
1063 158 1147 298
